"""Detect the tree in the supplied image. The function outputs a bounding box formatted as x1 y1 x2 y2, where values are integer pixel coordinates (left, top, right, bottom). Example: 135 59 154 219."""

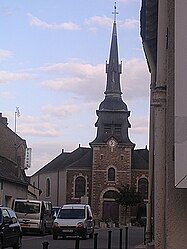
115 184 143 225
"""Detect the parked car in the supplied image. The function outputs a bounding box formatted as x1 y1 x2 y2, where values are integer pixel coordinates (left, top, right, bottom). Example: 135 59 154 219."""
52 206 61 217
0 205 22 249
12 199 53 235
52 204 94 240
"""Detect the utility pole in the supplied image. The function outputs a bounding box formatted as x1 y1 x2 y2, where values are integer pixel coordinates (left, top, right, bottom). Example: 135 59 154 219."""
14 107 20 164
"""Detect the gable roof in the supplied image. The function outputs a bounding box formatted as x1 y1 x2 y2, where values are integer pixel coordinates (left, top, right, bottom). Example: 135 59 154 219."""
67 148 92 169
32 147 92 175
32 146 148 175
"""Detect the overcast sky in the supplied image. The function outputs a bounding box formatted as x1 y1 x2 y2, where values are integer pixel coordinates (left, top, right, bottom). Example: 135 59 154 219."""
0 0 150 176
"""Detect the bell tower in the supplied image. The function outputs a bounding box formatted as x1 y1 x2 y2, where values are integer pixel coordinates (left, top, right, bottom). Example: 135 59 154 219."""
90 4 135 223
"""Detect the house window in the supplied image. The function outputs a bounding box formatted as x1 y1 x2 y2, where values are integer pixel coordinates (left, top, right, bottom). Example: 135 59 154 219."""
75 176 86 198
108 167 115 181
46 178 51 197
138 178 148 200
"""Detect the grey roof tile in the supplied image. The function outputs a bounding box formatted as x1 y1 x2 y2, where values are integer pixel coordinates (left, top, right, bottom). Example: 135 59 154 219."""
33 147 91 175
0 156 28 185
132 148 149 169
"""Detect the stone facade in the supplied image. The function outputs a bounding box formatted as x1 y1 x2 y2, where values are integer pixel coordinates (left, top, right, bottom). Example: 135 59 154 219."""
66 169 92 204
30 146 149 224
91 145 133 221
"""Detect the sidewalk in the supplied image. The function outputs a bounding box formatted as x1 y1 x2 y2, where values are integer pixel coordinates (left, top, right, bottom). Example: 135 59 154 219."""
134 244 146 249
95 226 147 249
134 242 154 249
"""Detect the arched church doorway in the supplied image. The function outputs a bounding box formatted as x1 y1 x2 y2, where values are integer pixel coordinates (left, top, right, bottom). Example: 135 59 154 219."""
102 190 119 222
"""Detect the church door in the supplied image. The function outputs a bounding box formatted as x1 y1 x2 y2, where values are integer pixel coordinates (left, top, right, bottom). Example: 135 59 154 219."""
103 201 119 221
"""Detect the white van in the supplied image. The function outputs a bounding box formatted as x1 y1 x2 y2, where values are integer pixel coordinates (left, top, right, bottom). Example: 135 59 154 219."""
52 204 94 239
12 199 53 235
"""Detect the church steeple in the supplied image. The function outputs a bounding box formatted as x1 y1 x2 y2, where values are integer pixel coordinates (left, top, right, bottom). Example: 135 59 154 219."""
99 4 127 111
105 3 122 97
90 4 134 146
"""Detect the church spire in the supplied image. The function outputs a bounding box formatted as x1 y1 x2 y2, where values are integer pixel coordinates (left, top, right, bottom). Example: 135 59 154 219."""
105 2 122 97
90 4 134 146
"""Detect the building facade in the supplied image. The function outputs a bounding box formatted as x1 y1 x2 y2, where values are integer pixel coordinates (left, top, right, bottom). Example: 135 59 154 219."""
31 16 149 225
141 0 187 248
0 113 29 206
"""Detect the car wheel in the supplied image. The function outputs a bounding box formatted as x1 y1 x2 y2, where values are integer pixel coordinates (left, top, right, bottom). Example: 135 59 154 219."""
40 225 46 236
82 231 87 240
53 234 58 240
89 228 94 239
89 232 94 239
13 236 22 249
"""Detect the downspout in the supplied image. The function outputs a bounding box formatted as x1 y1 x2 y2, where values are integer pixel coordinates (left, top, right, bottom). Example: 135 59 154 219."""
142 41 156 244
154 0 167 247
57 170 59 206
38 174 40 191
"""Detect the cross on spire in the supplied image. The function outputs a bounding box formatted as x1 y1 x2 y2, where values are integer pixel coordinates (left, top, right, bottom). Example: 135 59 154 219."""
112 2 118 23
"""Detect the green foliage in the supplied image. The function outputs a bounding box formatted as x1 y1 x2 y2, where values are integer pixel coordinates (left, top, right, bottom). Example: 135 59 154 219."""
115 184 143 209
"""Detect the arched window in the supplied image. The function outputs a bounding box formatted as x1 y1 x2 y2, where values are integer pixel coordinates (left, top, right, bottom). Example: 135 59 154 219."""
75 176 86 198
138 178 148 200
103 190 118 199
108 167 115 181
46 178 51 197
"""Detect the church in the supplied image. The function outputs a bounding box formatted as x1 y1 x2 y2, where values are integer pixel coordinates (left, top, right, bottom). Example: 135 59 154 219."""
30 11 149 226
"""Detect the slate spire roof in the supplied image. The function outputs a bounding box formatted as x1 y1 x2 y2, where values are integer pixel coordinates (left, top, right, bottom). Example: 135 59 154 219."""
105 20 122 97
91 6 133 145
99 8 127 112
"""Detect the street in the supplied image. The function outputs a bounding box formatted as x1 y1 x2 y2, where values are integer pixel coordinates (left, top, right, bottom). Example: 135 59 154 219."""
21 227 145 249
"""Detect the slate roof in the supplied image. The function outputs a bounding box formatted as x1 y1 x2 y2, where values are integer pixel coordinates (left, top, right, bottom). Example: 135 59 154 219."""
32 146 148 175
32 147 92 175
0 156 28 185
67 148 92 169
91 19 133 146
132 148 149 170
140 0 158 70
99 96 128 111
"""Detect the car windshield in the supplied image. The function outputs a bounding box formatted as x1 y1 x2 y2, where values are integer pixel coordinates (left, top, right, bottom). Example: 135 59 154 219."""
14 202 40 214
58 209 85 219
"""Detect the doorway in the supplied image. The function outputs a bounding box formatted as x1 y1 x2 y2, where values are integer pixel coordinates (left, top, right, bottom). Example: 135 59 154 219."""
103 201 119 221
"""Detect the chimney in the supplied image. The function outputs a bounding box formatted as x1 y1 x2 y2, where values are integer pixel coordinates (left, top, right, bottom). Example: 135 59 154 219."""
0 113 8 126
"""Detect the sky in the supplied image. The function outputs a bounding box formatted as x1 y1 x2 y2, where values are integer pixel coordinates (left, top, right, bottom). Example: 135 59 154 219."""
0 0 150 176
